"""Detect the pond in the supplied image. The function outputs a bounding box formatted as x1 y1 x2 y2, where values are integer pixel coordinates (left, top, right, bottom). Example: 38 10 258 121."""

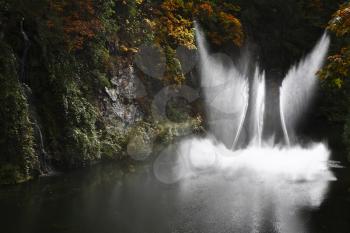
0 150 349 233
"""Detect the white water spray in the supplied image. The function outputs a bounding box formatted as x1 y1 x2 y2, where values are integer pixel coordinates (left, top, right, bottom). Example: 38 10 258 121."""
195 23 249 149
250 68 266 146
280 33 330 145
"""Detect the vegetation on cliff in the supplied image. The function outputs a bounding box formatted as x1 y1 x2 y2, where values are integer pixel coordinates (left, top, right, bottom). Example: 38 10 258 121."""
0 41 36 183
1 0 350 183
0 0 241 183
318 2 350 158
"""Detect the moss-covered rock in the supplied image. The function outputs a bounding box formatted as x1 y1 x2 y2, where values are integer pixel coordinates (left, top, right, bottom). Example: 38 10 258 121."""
100 124 129 160
0 41 37 184
156 117 203 145
126 121 156 160
34 55 102 167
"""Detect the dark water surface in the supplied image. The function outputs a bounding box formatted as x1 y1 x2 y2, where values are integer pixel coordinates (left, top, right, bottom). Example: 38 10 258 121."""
0 158 349 233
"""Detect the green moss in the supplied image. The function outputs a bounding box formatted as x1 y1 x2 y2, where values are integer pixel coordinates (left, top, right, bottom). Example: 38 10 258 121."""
53 65 101 165
99 118 202 161
26 51 102 167
126 121 156 159
164 46 186 84
62 82 101 164
156 118 203 144
0 164 30 184
100 125 129 160
65 128 100 165
92 69 112 89
0 41 37 184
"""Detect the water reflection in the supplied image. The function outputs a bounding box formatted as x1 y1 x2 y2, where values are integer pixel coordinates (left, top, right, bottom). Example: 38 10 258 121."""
0 144 344 233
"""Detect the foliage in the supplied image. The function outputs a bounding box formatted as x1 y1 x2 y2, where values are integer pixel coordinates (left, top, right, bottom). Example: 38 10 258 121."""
320 46 350 89
164 45 185 85
62 81 101 165
316 2 350 124
0 42 37 184
155 0 196 49
119 0 244 85
319 2 350 89
315 2 350 158
114 0 154 48
154 0 243 48
327 2 350 37
46 0 114 52
35 53 102 166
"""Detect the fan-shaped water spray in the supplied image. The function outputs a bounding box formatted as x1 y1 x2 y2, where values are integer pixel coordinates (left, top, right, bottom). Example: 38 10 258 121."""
195 23 249 149
280 33 330 145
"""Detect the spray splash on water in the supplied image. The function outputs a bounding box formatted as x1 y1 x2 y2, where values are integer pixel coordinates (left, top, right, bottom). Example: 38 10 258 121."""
153 137 336 232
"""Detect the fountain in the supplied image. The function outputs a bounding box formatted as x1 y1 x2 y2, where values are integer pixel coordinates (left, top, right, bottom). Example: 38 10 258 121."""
153 24 336 233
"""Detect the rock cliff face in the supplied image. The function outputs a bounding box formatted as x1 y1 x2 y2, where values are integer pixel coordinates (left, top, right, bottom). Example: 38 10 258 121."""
0 23 203 184
0 41 203 185
103 65 145 126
